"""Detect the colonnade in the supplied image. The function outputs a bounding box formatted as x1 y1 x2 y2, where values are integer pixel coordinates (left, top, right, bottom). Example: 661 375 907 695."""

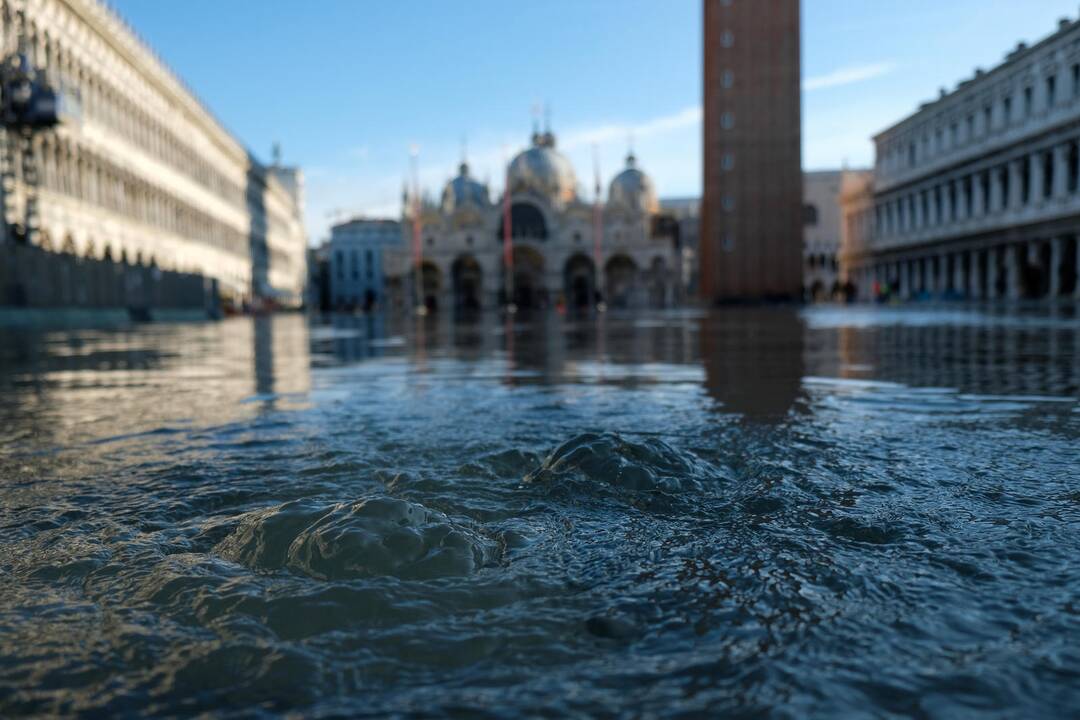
876 138 1080 241
853 234 1080 301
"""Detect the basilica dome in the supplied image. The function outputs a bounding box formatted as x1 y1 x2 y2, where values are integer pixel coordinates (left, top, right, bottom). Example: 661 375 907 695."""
608 153 658 214
441 162 489 214
507 131 577 205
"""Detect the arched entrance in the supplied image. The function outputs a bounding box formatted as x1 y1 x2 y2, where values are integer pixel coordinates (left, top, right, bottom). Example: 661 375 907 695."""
418 260 442 312
604 254 638 308
563 253 596 309
452 254 483 311
509 246 546 308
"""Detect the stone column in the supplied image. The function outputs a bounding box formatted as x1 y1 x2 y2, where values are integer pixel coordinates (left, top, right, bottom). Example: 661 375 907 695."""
1049 237 1064 298
1008 159 1024 210
1005 244 1021 300
942 182 954 225
972 172 985 219
989 166 1004 214
1053 144 1070 200
969 251 984 300
953 252 967 297
953 179 967 223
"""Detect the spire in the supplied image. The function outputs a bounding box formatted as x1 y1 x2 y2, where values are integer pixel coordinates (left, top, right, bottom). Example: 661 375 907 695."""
592 144 601 199
541 103 556 148
531 103 542 145
626 132 636 167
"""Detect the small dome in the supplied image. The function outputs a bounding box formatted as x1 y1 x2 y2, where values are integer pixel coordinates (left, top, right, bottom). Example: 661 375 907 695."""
507 131 577 205
608 153 658 214
441 162 489 214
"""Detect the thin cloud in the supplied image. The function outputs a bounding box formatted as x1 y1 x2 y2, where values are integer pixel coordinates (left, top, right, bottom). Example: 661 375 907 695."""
560 106 703 150
804 62 896 91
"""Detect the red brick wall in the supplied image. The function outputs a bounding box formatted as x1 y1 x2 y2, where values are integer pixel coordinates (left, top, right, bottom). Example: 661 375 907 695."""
702 0 802 302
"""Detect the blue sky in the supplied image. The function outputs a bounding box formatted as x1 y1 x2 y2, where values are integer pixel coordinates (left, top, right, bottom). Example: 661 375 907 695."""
111 0 1080 242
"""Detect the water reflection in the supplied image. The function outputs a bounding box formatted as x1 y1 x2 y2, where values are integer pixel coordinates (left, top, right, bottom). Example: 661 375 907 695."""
0 316 313 455
2 307 1077 455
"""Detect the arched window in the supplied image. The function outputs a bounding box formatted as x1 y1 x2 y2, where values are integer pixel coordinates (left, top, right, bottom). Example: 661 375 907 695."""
497 202 548 240
803 203 819 226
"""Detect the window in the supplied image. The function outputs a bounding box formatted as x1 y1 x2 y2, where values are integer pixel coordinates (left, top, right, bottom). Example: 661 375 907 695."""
723 195 736 211
1047 75 1057 108
722 70 734 89
908 142 916 167
720 30 734 48
365 249 373 280
722 234 735 252
1073 64 1080 97
350 250 359 280
1003 95 1013 124
335 251 344 279
983 105 993 134
950 122 958 146
803 204 819 226
1024 86 1033 115
721 112 735 129
721 153 735 170
965 115 974 142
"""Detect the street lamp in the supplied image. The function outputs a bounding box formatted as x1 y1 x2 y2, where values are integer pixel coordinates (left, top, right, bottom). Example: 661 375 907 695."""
0 18 62 246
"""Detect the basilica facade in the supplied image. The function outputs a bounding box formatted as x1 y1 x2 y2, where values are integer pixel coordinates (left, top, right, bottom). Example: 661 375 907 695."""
387 128 679 312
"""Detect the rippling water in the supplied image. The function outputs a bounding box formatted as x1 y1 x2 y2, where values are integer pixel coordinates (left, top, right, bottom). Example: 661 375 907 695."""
1 307 1078 717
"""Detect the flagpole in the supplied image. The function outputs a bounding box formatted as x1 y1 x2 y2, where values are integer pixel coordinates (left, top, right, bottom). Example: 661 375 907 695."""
503 146 516 314
410 145 427 316
593 144 606 312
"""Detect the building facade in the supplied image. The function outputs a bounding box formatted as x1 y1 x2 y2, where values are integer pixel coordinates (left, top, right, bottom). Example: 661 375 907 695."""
660 196 700 301
386 127 679 312
701 0 802 302
804 169 871 300
0 0 307 307
328 218 400 311
845 16 1080 302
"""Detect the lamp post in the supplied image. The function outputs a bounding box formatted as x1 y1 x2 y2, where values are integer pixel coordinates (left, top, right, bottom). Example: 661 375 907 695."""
0 11 61 246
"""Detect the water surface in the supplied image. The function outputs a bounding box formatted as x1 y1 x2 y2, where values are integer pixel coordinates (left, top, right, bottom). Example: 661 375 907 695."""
1 307 1078 717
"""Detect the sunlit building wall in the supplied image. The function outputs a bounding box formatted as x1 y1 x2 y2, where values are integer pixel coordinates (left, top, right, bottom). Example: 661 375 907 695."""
0 0 307 305
849 15 1080 301
804 169 871 300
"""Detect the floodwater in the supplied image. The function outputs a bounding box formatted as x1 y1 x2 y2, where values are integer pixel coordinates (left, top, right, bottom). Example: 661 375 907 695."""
0 306 1078 718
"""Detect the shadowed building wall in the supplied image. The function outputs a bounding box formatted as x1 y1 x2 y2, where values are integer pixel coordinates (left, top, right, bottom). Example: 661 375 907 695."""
702 0 802 302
